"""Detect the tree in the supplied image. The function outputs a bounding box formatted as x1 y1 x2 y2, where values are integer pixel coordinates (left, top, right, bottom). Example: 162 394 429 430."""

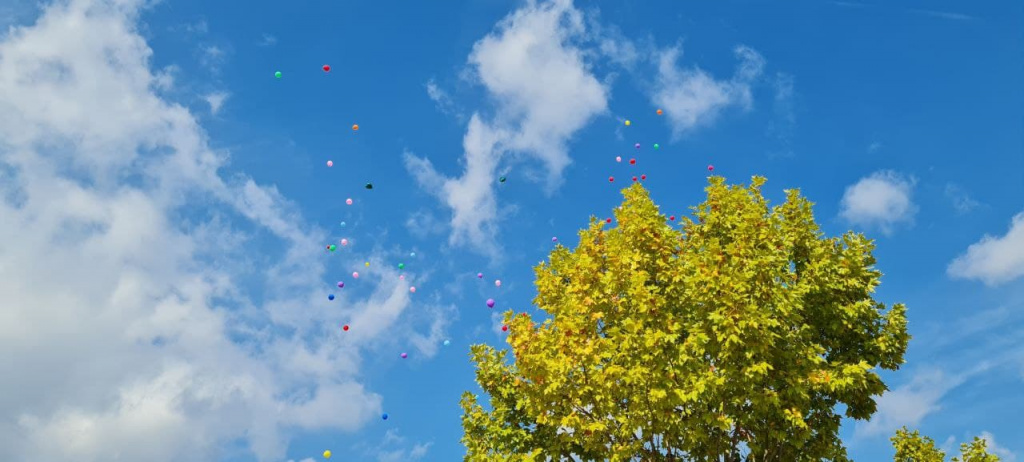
460 177 914 461
892 427 1000 462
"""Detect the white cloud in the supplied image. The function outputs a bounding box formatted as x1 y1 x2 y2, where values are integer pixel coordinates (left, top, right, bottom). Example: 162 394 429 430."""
979 431 1017 461
945 183 981 214
651 44 765 139
204 91 228 115
855 368 963 438
948 212 1024 286
839 170 917 235
425 79 456 116
406 0 607 256
259 33 277 46
0 0 443 460
362 429 432 462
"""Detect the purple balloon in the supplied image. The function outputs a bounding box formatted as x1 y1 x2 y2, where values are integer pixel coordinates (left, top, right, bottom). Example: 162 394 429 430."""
400 352 408 359
551 237 558 242
486 298 495 308
634 143 641 149
337 281 345 288
477 272 483 278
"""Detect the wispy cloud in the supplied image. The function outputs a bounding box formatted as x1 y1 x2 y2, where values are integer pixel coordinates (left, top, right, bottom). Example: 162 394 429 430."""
839 170 918 235
908 8 977 21
258 33 277 46
203 91 229 115
948 211 1024 286
766 72 796 157
944 183 981 214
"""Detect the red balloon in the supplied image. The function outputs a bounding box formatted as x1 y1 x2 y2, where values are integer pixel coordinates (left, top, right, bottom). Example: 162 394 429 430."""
501 325 508 332
708 165 714 171
641 174 647 180
669 216 676 221
632 176 637 182
323 65 331 72
606 218 612 223
609 176 614 182
343 324 349 331
629 158 636 165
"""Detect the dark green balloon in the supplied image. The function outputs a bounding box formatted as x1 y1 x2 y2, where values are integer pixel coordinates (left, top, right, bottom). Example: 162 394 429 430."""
365 183 373 190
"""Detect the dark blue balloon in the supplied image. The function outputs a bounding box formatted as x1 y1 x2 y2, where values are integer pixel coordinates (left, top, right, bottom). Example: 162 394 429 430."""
328 294 335 301
382 413 389 420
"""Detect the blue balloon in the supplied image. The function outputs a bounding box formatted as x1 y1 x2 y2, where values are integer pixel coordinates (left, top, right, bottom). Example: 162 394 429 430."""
328 294 335 301
340 221 347 227
443 340 450 346
382 413 389 420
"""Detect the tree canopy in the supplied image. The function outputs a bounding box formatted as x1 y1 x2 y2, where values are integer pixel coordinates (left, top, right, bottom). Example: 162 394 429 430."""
459 177 995 461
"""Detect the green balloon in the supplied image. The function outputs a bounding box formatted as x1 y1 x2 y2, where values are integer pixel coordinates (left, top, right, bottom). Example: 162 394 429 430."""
328 244 337 251
365 183 373 190
499 176 507 183
653 144 660 150
398 263 405 269
274 71 282 79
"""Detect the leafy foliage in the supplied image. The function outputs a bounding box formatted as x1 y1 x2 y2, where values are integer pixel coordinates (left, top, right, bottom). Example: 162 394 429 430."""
461 177 916 461
892 427 1000 462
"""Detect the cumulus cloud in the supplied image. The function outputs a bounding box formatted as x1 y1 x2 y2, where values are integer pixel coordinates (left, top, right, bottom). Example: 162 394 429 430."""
406 0 607 256
839 170 917 235
948 212 1024 286
0 0 444 460
651 44 765 139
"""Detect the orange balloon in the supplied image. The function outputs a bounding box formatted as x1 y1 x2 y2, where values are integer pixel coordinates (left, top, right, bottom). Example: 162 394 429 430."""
352 124 359 131
656 109 663 115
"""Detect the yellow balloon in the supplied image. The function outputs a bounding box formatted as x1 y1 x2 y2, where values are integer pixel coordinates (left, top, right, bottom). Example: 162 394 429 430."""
624 120 631 126
323 450 332 459
364 261 370 267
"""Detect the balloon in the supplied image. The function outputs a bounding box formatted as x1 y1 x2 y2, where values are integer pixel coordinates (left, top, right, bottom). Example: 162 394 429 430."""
443 339 450 346
326 160 333 167
708 165 714 171
328 294 335 300
501 325 508 332
551 237 558 242
654 144 660 150
609 176 614 182
670 215 676 221
337 281 345 288
632 176 637 182
343 324 349 331
641 174 647 180
353 272 359 278
365 183 373 190
346 198 353 205
629 158 636 165
364 261 370 267
324 450 332 459
399 275 405 280
352 124 359 131
398 263 405 269
410 286 416 293
382 413 388 420
615 156 621 162
477 272 483 278
410 252 416 257
499 176 506 183
486 299 495 308
274 71 282 79
400 352 408 359
656 109 663 115
323 65 331 72
328 244 337 251
606 218 612 223
495 279 501 287
341 239 348 246
624 120 631 126
340 221 346 227
635 143 641 149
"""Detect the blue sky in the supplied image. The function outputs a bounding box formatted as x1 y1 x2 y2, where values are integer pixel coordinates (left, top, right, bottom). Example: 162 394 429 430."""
0 0 1021 460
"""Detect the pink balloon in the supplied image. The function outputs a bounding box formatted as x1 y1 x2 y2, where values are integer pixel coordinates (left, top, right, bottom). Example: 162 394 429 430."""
615 156 621 162
346 198 353 205
326 160 333 167
399 274 405 280
477 272 483 278
341 238 348 246
352 272 359 278
410 286 416 293
495 280 502 287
